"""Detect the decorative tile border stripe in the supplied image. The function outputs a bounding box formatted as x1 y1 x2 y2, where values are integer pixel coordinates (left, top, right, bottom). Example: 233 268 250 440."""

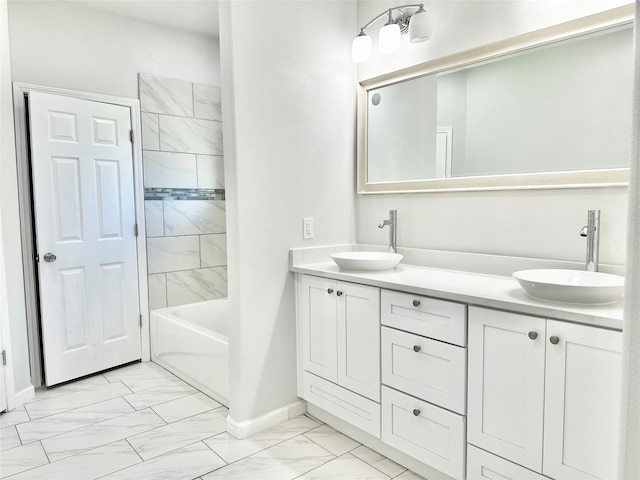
144 188 226 201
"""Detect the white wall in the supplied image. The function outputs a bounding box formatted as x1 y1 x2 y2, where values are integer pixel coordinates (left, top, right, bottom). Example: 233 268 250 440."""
356 0 632 267
8 1 220 98
1 0 31 398
220 0 357 423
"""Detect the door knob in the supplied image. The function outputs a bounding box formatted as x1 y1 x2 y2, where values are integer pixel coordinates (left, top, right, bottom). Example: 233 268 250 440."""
43 252 57 263
550 336 560 345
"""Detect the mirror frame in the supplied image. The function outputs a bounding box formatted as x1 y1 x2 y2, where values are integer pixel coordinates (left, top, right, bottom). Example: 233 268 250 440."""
357 5 633 194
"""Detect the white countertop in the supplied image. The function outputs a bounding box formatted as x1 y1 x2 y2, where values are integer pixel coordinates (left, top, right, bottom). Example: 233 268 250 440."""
290 261 624 330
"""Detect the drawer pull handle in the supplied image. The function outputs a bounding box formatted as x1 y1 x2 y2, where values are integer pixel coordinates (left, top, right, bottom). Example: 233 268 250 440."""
413 409 421 417
336 291 343 297
412 299 421 307
550 335 560 345
528 331 538 340
327 288 334 294
413 345 421 353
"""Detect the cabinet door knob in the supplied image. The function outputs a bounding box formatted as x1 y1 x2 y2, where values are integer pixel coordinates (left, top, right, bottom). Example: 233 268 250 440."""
413 409 420 416
412 299 421 307
528 331 538 340
327 288 334 294
413 345 421 353
336 291 343 297
550 335 560 345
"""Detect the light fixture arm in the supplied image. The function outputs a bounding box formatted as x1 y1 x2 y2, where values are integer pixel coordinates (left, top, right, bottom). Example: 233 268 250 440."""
357 4 425 33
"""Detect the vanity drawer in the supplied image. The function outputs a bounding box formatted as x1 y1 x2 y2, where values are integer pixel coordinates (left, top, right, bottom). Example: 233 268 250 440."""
382 327 466 414
382 386 466 479
381 290 467 346
467 444 547 480
303 371 380 438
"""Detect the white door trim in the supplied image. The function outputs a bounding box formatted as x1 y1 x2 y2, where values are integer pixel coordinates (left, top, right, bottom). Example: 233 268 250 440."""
12 83 150 389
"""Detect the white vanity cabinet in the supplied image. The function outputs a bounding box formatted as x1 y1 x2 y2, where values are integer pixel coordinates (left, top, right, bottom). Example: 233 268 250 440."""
380 290 468 479
467 306 622 480
298 274 382 436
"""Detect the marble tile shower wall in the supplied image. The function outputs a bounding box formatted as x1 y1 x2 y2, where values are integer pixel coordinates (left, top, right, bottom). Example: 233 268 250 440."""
139 74 227 310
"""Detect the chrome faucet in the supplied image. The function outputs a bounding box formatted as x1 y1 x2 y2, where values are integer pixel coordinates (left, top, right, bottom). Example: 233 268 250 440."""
579 209 600 272
378 209 397 253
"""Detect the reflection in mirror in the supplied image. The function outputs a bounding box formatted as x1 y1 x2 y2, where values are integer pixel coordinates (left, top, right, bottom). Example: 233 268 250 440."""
363 20 632 190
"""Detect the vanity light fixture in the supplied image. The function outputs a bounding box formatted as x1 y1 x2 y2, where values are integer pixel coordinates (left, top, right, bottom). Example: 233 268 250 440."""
352 4 432 63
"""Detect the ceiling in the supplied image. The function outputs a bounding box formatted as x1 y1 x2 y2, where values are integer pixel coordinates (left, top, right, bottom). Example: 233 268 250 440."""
68 0 220 38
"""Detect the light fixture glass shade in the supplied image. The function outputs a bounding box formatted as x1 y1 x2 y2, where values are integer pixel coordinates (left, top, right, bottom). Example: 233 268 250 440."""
409 9 432 43
352 34 372 63
378 23 401 54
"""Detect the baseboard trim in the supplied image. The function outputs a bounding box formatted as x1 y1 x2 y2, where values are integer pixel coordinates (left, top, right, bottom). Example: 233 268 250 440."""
13 384 35 407
226 399 307 439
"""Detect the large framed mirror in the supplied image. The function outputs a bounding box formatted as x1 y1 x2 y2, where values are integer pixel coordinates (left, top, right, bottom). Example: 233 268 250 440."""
357 5 633 194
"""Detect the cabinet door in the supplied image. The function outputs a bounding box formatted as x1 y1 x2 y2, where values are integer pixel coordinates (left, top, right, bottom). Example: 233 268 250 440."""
300 275 337 383
467 445 547 480
543 321 622 480
467 307 546 472
337 282 380 401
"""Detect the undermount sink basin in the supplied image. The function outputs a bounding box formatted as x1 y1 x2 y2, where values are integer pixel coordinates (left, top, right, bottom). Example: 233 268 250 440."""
330 252 403 272
513 269 624 305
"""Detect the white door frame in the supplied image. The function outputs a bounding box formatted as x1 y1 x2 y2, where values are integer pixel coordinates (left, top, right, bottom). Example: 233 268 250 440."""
12 83 150 390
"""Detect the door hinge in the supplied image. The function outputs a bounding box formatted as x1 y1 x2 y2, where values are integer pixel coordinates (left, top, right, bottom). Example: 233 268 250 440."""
134 224 138 237
129 130 134 143
1 350 6 366
139 315 143 328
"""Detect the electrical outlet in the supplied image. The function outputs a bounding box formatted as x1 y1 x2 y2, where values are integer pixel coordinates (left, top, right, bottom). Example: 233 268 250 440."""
303 217 314 239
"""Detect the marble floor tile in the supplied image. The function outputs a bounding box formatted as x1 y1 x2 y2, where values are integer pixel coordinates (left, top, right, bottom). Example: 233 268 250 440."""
151 392 222 423
350 445 407 478
394 470 427 480
127 408 228 460
103 361 175 388
17 397 134 444
1 425 22 451
123 380 198 410
6 440 141 480
303 424 361 456
0 407 30 429
297 453 391 480
204 415 319 464
201 435 334 480
108 367 186 394
101 441 226 480
41 408 165 462
0 443 49 478
27 374 109 404
24 381 132 420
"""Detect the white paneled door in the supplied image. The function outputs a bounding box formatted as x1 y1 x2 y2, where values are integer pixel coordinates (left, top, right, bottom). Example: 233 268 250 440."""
29 92 141 386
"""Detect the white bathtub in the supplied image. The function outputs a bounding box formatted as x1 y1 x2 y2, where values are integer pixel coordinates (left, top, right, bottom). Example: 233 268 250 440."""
150 299 229 406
